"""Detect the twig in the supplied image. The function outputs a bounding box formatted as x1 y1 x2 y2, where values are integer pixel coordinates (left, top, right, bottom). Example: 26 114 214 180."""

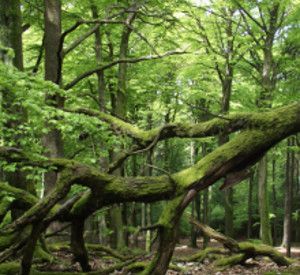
129 125 176 155
185 102 231 121
45 223 71 239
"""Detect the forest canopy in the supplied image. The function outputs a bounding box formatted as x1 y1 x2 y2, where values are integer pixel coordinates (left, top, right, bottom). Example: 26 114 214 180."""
0 0 299 274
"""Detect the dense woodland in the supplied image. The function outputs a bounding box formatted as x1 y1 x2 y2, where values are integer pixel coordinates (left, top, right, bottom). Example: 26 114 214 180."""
0 0 300 274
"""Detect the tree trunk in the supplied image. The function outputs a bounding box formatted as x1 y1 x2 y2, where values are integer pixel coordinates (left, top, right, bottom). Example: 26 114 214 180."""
258 155 272 245
0 0 37 221
142 195 184 275
42 0 65 247
282 138 292 257
247 173 253 239
21 222 43 275
191 199 197 248
296 209 300 244
202 142 210 249
43 0 63 194
272 160 278 245
108 5 136 250
190 141 198 248
71 219 91 272
0 0 23 69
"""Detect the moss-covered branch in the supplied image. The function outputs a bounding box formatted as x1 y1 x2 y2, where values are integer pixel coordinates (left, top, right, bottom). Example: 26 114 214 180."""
0 103 299 223
66 102 300 146
0 102 299 272
188 215 293 267
176 247 228 263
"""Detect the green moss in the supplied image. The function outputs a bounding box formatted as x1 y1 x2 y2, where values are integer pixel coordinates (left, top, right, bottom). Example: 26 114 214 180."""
0 182 38 208
48 242 70 251
214 253 246 267
70 191 92 216
33 246 55 263
0 231 17 250
0 263 20 275
0 197 11 219
158 195 184 229
238 242 292 266
126 262 149 272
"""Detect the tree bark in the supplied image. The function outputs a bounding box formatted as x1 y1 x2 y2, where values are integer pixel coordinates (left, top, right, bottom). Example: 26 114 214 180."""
188 215 292 267
247 173 253 239
282 138 292 257
1 103 300 273
108 3 136 250
71 219 91 272
0 0 23 69
0 0 37 222
258 155 272 245
43 0 63 194
21 221 43 275
272 160 278 245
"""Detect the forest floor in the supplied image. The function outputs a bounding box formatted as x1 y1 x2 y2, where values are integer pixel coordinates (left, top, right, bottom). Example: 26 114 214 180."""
34 238 300 274
170 239 300 274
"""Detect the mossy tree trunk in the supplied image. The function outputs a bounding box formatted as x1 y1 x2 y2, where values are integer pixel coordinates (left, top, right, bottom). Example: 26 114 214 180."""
142 195 185 275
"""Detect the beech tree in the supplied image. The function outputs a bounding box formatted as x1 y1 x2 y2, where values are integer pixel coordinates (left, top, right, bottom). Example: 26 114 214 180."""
0 0 300 275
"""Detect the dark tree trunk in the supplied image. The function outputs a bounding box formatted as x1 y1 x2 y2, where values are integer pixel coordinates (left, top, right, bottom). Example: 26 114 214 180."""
21 222 43 275
191 199 197 247
71 219 91 272
272 160 278 245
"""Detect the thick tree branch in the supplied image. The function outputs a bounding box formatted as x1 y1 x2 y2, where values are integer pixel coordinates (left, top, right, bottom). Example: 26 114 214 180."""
1 103 299 226
65 103 300 146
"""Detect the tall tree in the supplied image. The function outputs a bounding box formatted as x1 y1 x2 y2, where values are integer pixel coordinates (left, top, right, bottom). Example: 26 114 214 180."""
234 0 292 245
185 0 245 237
0 0 36 222
43 0 63 193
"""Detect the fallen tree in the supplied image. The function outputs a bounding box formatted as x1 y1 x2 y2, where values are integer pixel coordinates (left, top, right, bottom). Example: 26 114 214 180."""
186 213 293 268
0 102 300 274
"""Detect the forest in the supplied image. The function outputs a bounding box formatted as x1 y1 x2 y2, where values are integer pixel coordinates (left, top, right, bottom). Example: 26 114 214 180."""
0 0 299 274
